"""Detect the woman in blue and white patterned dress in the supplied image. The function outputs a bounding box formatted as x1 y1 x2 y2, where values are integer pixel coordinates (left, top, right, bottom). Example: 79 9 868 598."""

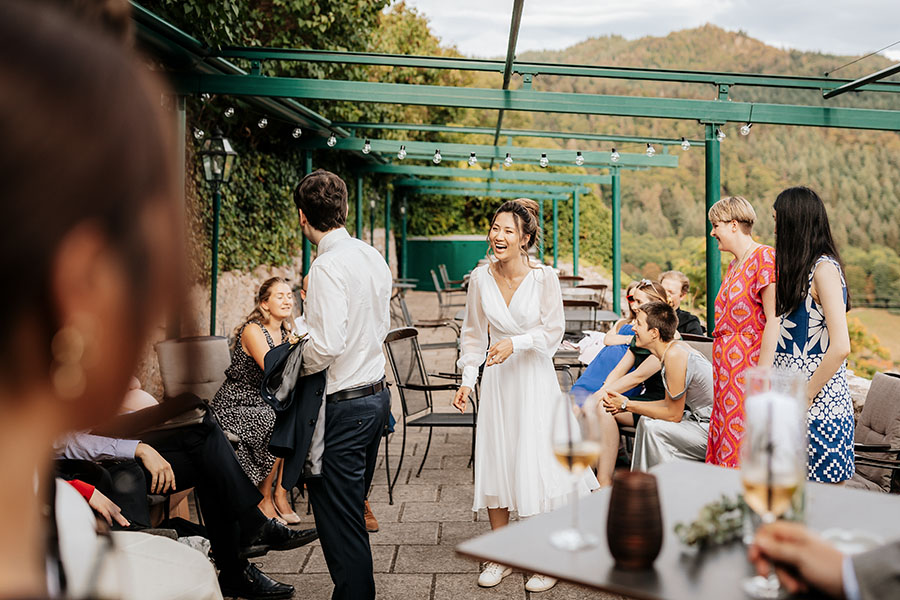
773 187 854 483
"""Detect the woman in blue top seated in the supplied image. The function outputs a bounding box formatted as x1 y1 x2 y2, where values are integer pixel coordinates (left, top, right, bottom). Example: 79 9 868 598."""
571 280 670 405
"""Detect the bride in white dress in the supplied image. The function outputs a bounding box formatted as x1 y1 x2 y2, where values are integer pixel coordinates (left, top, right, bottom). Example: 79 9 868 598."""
452 199 599 593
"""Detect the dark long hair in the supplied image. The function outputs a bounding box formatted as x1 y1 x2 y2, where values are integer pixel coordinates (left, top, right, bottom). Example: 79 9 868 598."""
774 187 850 315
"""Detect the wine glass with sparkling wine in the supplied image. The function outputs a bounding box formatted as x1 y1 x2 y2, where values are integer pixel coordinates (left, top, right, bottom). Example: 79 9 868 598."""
550 391 602 551
740 367 808 599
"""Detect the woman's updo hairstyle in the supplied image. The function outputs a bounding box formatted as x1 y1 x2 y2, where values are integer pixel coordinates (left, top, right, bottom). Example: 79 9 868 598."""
489 198 543 256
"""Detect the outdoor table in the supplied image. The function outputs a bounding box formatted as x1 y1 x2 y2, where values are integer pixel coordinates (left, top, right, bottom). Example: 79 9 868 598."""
457 460 900 600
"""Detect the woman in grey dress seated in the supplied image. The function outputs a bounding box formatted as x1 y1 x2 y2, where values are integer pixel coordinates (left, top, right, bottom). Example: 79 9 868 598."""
601 302 713 471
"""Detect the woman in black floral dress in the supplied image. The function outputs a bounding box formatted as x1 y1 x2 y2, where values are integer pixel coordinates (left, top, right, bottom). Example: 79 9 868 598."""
211 277 301 523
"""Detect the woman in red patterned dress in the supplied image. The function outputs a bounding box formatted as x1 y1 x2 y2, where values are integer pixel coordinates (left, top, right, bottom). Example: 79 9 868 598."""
705 196 778 468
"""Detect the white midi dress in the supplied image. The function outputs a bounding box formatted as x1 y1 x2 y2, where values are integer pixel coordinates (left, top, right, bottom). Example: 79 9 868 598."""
458 263 599 517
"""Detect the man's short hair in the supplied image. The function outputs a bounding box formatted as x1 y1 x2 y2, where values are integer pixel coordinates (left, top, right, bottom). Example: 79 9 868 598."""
638 301 677 342
293 169 348 231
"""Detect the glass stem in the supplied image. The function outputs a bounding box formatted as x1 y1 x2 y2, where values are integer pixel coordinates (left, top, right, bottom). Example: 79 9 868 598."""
571 480 579 532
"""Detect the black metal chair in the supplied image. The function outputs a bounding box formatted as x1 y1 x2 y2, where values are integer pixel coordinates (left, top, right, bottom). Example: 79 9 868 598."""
438 263 466 292
562 299 599 340
383 327 477 504
431 269 467 319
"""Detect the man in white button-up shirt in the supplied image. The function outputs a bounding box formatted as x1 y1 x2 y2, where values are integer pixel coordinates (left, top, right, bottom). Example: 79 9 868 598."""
294 169 392 600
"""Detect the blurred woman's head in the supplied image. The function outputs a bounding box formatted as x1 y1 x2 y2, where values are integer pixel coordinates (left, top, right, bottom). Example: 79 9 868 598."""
773 186 849 316
631 279 671 308
0 1 179 431
660 270 691 309
708 196 757 255
488 198 541 263
624 281 642 319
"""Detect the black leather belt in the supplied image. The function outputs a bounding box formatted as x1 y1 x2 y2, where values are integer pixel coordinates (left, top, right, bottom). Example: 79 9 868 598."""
326 379 386 404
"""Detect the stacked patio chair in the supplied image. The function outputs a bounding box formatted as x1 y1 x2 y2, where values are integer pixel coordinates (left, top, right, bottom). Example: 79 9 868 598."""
431 268 467 319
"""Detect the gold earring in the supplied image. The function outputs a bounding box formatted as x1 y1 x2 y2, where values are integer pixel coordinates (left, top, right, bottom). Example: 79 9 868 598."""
50 326 87 399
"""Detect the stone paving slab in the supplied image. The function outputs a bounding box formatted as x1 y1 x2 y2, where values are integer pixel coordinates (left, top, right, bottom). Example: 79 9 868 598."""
400 500 477 523
368 521 439 546
433 573 527 600
252 546 309 574
368 483 440 503
394 544 479 574
372 574 434 600
303 544 396 574
439 521 492 546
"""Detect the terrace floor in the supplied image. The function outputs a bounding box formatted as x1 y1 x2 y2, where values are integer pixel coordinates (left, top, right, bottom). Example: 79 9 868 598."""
230 290 630 600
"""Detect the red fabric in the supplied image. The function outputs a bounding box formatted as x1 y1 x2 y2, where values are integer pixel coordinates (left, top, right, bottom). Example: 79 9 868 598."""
706 244 776 468
66 479 95 502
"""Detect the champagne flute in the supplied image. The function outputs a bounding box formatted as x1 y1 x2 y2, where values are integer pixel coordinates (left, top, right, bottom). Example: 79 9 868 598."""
549 391 602 551
740 367 807 599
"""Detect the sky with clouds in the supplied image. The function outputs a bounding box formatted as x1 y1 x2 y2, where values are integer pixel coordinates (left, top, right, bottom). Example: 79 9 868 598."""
402 0 900 65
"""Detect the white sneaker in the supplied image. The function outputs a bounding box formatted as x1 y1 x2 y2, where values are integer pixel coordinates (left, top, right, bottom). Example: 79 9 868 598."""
525 573 558 592
477 561 512 587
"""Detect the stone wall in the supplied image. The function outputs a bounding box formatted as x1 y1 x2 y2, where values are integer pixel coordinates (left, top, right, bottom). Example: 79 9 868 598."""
135 228 396 398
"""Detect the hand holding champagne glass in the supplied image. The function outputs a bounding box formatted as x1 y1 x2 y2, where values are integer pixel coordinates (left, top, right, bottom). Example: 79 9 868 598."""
549 392 602 551
740 367 807 599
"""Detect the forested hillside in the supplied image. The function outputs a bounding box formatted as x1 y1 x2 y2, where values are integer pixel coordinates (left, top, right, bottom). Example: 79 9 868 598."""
495 26 900 308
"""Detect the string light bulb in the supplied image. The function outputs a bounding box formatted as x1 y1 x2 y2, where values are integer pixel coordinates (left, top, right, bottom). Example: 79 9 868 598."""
575 151 585 166
397 145 407 160
433 149 442 164
193 128 205 140
646 143 656 157
740 123 752 136
292 127 302 139
257 117 268 129
362 139 371 154
468 152 478 166
539 153 549 168
503 153 513 168
716 127 726 142
681 137 691 151
327 132 337 147
610 148 620 163
200 93 211 103
224 107 235 118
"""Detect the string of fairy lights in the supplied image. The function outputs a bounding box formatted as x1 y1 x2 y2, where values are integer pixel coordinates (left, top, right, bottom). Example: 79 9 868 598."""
191 95 751 168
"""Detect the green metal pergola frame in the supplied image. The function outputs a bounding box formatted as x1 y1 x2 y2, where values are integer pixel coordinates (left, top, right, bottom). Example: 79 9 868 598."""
134 1 900 330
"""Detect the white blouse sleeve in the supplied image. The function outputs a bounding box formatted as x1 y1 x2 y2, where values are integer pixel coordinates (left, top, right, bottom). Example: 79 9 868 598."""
510 266 565 357
456 269 489 389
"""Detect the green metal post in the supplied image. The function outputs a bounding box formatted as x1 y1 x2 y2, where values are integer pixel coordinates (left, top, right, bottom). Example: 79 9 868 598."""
611 167 622 315
168 95 186 339
572 188 580 277
537 198 544 263
209 184 221 336
369 197 376 247
552 199 559 268
355 175 364 239
302 151 313 274
705 124 722 331
385 187 392 266
400 197 408 279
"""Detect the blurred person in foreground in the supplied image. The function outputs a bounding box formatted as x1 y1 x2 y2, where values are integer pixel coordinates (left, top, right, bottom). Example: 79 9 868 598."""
749 521 900 600
0 2 297 597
